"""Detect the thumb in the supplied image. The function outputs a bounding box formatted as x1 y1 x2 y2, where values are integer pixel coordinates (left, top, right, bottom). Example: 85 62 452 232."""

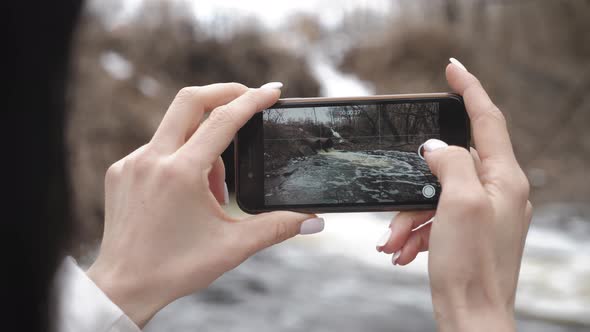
239 212 324 253
420 139 481 192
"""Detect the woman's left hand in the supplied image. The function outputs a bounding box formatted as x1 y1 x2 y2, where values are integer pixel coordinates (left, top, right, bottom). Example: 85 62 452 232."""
86 82 324 328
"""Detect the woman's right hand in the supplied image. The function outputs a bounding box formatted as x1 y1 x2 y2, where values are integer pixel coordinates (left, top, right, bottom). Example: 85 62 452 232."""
86 82 324 328
377 59 532 331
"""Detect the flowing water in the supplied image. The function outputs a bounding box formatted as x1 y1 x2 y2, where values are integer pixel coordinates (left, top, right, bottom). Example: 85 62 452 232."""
265 150 437 205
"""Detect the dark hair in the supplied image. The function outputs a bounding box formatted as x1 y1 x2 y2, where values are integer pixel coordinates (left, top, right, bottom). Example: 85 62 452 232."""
5 1 82 331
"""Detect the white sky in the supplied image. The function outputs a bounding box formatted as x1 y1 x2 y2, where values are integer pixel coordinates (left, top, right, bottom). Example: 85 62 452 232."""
189 0 393 28
112 0 393 29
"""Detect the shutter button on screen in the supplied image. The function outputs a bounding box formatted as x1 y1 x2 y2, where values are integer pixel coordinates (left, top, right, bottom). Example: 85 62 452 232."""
422 185 436 198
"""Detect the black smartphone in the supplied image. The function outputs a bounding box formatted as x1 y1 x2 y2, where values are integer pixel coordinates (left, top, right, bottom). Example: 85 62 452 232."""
235 93 470 213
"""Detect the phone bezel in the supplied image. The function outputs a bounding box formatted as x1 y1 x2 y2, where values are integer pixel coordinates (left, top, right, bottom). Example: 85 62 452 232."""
235 93 470 214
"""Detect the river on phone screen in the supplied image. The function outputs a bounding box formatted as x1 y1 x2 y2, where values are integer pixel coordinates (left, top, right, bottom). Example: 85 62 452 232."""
264 149 438 205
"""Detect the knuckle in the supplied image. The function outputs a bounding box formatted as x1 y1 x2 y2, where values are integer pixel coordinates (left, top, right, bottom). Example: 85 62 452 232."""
517 172 531 199
159 156 200 184
452 191 489 215
474 102 506 126
208 104 236 125
175 86 201 106
440 146 472 165
105 161 122 183
272 221 293 244
494 168 530 201
127 150 155 176
176 86 199 99
159 159 184 180
485 104 507 124
445 145 471 158
226 82 248 94
511 171 531 201
411 233 424 252
241 92 262 110
463 79 484 100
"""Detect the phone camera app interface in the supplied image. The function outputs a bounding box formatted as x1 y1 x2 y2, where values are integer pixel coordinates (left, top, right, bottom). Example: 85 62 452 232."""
262 102 441 206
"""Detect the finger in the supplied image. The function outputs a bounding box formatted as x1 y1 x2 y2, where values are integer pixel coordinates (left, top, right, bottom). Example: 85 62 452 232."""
208 157 227 205
378 210 435 254
446 62 517 166
423 140 483 194
236 212 323 255
395 223 432 266
179 85 282 165
151 83 248 153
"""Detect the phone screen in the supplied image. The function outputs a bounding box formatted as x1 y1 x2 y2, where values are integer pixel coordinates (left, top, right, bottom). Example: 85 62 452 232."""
262 102 441 206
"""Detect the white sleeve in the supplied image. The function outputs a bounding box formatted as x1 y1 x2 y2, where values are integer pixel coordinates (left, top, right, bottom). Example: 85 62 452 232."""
55 257 141 332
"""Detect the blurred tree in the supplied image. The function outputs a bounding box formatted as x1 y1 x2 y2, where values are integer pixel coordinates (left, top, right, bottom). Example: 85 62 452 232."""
443 0 460 25
343 0 590 204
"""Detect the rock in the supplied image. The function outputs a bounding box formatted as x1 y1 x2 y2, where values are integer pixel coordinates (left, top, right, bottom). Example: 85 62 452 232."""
298 145 315 156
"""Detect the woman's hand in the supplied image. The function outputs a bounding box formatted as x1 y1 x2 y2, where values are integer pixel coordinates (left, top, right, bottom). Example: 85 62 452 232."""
86 82 324 327
376 60 532 331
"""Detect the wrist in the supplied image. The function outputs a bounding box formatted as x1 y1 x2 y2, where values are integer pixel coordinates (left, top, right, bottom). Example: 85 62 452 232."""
86 259 166 328
436 310 515 332
433 295 515 332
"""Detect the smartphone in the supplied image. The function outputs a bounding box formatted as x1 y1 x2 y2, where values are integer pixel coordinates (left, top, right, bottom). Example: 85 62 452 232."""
235 93 470 213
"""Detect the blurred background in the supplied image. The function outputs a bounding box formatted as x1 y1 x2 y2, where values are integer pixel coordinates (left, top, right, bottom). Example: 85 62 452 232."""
68 0 590 331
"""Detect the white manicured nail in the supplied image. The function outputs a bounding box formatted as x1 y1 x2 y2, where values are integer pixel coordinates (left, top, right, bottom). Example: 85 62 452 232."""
376 228 391 248
260 82 283 90
423 139 448 153
392 251 401 265
299 218 324 235
417 143 426 159
449 57 468 72
223 182 229 205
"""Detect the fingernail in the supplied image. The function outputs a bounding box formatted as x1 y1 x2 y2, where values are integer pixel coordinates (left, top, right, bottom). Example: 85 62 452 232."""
423 139 448 153
299 217 324 235
260 82 283 90
376 228 391 248
223 182 229 205
449 57 468 72
392 251 401 265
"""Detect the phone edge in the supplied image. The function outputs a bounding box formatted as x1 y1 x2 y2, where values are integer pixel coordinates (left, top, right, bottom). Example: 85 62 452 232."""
274 92 460 105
